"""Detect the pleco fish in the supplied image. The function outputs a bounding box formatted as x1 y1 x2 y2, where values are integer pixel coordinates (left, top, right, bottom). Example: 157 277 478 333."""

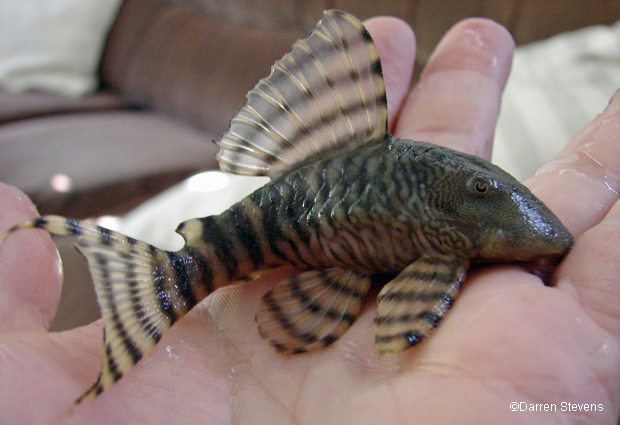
0 10 573 405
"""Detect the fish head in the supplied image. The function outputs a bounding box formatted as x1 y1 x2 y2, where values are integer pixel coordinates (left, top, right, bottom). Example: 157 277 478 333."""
411 141 574 263
460 175 574 263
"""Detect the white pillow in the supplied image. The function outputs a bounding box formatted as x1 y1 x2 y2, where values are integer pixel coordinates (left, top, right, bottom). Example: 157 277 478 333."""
493 20 620 181
0 0 123 97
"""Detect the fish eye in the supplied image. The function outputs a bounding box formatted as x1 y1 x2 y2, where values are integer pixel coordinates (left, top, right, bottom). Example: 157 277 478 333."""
474 181 488 193
468 177 492 197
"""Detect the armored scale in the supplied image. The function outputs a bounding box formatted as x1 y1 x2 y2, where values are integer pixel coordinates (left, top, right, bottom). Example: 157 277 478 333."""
0 10 573 405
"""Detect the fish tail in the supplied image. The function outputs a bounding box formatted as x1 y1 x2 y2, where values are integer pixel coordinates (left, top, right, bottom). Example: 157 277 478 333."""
2 215 212 404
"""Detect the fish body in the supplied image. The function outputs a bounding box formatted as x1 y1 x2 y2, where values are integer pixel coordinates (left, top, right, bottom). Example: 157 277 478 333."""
191 136 569 277
0 10 573 405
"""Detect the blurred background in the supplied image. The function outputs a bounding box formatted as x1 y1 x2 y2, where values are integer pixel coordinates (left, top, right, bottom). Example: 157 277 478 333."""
1 0 620 330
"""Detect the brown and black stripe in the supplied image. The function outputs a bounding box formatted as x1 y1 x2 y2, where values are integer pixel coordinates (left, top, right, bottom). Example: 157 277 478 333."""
255 268 371 354
2 216 215 404
0 7 575 409
373 255 469 354
216 9 387 178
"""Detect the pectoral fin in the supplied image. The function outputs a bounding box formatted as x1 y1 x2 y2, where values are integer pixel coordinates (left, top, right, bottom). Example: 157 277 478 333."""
374 255 469 355
256 268 371 353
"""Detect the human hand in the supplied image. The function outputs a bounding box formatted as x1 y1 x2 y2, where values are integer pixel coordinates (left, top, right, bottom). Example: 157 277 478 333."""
2 15 619 425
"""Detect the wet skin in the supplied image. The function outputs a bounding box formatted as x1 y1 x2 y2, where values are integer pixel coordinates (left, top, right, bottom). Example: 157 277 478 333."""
1 16 620 425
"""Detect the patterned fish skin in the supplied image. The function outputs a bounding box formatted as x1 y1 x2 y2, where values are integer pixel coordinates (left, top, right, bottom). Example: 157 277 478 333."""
216 9 387 178
189 135 573 354
0 10 574 405
203 136 572 275
0 216 215 404
373 255 468 353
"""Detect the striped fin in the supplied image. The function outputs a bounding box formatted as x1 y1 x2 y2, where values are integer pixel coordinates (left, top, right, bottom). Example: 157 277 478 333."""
216 9 387 177
374 255 469 355
1 216 209 404
256 268 371 353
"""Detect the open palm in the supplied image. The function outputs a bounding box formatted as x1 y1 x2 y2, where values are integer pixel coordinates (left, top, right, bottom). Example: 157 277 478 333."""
2 16 620 425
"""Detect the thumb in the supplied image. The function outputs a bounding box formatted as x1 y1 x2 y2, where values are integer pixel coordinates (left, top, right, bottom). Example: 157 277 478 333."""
0 183 62 332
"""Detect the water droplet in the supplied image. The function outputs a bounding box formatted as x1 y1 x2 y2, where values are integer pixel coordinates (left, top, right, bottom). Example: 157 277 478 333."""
165 345 180 360
534 150 620 201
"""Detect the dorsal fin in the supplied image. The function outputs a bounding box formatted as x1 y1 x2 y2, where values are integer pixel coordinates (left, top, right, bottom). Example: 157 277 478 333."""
216 9 387 178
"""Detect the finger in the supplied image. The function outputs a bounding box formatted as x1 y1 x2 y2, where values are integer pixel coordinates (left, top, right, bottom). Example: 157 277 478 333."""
394 18 515 160
0 183 62 332
526 90 620 237
556 200 620 337
363 16 416 133
530 91 620 336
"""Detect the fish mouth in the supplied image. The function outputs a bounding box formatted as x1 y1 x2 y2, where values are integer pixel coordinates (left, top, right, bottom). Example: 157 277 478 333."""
471 251 570 287
524 227 574 284
521 254 567 286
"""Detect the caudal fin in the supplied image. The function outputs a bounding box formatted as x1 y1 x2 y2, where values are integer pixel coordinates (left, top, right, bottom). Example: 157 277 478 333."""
1 216 208 404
